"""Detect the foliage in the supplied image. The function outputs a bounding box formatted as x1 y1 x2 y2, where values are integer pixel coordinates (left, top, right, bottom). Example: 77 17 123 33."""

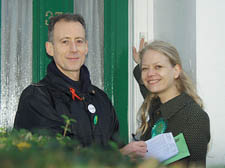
0 128 136 168
61 114 76 137
1 128 223 168
1 115 221 168
0 115 139 168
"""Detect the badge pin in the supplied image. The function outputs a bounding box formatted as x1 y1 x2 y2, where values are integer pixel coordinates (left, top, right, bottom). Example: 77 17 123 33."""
88 104 96 113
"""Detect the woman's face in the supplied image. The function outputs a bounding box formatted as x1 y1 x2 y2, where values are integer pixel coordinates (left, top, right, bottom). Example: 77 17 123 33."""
141 49 180 100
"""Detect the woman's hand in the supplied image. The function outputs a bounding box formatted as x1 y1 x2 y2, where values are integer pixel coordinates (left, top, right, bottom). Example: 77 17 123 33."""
132 38 147 64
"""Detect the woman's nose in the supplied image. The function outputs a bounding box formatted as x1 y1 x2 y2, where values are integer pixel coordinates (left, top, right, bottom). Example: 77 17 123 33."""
147 68 155 76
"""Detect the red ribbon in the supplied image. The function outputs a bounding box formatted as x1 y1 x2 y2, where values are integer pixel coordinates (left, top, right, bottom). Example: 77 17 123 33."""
69 88 83 101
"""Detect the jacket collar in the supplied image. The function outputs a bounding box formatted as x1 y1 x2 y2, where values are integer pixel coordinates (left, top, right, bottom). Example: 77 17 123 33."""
44 60 93 95
159 93 193 120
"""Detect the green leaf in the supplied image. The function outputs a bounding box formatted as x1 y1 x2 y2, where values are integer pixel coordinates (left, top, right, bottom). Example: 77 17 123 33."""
61 114 69 121
70 119 76 123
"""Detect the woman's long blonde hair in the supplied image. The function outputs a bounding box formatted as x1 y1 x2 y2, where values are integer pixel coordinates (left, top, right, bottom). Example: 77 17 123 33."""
137 40 203 134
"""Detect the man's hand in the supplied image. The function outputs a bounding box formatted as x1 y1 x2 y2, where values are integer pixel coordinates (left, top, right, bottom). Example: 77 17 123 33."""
120 141 147 159
132 38 147 64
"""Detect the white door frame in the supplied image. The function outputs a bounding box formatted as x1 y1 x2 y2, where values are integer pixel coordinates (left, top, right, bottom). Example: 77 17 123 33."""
128 0 154 141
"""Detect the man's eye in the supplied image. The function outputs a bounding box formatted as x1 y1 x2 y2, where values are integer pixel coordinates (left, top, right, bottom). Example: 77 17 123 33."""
62 40 69 44
76 39 84 44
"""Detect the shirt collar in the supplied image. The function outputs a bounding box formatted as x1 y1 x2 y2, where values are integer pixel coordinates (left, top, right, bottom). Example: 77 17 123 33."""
159 93 193 120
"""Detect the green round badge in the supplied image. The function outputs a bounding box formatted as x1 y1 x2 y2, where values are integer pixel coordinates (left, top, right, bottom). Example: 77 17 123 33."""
151 118 167 138
94 115 98 125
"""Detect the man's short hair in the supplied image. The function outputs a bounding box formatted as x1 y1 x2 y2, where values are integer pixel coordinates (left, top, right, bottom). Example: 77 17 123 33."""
48 13 86 42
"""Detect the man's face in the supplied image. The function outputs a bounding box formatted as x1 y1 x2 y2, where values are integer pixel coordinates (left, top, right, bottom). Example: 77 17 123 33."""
46 20 88 79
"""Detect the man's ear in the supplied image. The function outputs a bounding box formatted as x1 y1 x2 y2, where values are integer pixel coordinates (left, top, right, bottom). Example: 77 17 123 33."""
46 41 54 56
174 64 181 79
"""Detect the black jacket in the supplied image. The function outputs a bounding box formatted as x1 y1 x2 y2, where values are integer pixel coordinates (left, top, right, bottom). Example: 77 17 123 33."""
133 65 210 166
14 61 120 147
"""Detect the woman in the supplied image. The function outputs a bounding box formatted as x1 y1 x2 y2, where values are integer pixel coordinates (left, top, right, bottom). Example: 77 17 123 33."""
131 40 210 166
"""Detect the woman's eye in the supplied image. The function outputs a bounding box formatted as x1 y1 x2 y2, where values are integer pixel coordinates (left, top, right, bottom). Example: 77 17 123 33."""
155 65 162 69
142 67 148 71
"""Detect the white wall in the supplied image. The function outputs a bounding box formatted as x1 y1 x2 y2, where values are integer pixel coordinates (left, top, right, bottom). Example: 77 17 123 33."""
154 0 196 82
196 0 225 166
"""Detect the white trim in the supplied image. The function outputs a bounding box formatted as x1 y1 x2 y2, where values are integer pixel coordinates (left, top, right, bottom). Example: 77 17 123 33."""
128 0 134 142
128 0 154 142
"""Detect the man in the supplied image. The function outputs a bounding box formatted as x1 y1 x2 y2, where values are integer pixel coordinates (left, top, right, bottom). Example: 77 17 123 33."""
14 14 120 147
14 14 147 157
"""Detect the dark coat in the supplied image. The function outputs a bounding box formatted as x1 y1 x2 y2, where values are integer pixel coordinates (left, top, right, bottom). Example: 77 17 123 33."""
133 65 210 166
14 61 120 147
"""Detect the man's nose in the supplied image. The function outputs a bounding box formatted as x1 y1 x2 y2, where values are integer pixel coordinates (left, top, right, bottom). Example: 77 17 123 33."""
70 41 78 52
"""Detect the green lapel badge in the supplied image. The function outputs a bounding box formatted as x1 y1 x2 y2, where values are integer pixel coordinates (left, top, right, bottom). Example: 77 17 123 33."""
151 118 167 138
94 115 98 125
